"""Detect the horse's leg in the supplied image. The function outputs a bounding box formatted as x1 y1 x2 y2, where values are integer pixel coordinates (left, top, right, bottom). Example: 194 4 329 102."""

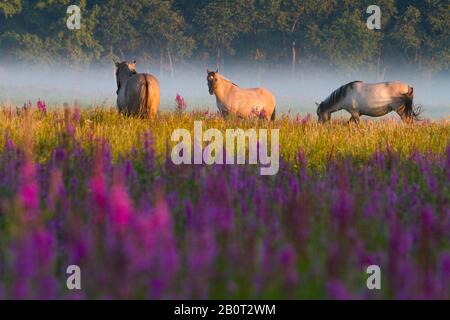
346 101 360 124
348 115 360 124
347 109 360 124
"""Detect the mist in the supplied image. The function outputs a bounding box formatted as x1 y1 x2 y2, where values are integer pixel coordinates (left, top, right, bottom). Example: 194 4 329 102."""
0 62 448 119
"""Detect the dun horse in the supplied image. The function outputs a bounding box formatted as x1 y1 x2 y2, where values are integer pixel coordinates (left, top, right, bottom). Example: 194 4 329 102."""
316 81 421 123
114 59 160 119
207 69 276 120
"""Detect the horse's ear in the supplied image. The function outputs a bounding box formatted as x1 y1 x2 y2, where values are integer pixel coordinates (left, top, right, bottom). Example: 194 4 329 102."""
215 69 219 73
112 57 119 67
315 102 320 107
132 60 136 64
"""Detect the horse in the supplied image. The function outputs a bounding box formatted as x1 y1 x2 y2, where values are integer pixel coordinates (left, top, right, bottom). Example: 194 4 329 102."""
114 59 160 119
206 69 276 121
316 81 421 123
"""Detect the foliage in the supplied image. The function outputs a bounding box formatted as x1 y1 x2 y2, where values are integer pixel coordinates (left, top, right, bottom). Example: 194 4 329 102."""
0 0 448 72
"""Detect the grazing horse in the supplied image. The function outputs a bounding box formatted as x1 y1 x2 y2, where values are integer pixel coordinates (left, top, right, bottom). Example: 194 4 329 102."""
206 69 276 120
316 81 421 123
114 59 160 119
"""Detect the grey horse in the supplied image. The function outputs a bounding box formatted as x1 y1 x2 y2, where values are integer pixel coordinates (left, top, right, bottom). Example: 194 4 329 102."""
317 81 421 123
114 59 160 119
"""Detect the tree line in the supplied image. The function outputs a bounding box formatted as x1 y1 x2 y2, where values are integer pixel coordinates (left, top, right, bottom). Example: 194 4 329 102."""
0 0 448 76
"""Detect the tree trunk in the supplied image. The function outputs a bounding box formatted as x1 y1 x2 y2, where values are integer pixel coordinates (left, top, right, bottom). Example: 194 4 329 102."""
377 48 382 81
292 41 297 74
167 48 175 80
160 48 164 81
216 47 222 70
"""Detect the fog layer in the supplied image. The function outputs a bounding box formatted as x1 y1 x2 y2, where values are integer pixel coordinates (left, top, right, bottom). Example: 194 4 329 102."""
0 63 448 119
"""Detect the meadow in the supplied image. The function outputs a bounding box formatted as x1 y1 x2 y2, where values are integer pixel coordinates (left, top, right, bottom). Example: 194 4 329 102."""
0 104 448 299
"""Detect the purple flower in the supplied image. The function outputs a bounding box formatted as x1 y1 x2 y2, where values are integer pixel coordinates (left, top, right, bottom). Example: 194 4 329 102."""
36 99 47 114
19 161 39 216
175 94 187 113
278 245 299 288
421 205 435 234
327 279 353 300
111 182 133 230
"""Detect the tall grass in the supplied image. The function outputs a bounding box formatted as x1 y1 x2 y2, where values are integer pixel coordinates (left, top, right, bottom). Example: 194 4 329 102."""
0 107 448 169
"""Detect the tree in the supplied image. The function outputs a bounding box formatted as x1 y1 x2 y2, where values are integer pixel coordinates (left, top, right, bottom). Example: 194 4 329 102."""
0 0 103 66
193 0 250 68
0 0 447 75
0 0 22 17
98 0 194 77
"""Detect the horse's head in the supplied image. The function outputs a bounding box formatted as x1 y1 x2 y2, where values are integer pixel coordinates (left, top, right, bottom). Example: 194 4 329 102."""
206 68 219 95
316 102 330 123
114 59 138 94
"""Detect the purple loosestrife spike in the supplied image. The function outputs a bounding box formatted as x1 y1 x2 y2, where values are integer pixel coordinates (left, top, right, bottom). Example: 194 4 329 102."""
421 205 435 234
439 253 450 296
34 230 58 299
297 147 307 167
445 144 450 181
301 113 312 125
175 93 187 113
279 245 299 289
148 192 179 298
72 106 81 123
111 182 133 231
363 191 381 218
90 170 108 217
332 188 354 231
19 161 39 217
70 237 89 265
327 279 353 300
37 99 47 114
143 131 155 171
34 229 54 265
188 229 217 294
184 199 193 227
13 238 35 299
47 168 63 212
388 218 414 296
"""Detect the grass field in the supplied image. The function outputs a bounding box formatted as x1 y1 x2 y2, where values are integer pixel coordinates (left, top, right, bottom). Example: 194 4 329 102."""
1 107 448 167
0 106 448 299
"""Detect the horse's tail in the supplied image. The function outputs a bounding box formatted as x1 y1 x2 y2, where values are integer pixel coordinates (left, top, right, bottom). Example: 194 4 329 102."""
141 75 150 118
271 107 276 121
403 86 422 121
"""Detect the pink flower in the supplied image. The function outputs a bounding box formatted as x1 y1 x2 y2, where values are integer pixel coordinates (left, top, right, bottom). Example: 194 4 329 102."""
90 171 108 214
111 183 133 230
37 99 47 114
19 161 39 215
175 94 187 113
251 106 266 119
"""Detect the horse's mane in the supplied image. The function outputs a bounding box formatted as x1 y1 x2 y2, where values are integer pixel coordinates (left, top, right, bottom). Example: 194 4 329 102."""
217 74 239 87
321 81 362 111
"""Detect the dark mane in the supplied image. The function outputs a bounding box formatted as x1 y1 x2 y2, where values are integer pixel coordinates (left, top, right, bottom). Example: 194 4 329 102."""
320 81 362 111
